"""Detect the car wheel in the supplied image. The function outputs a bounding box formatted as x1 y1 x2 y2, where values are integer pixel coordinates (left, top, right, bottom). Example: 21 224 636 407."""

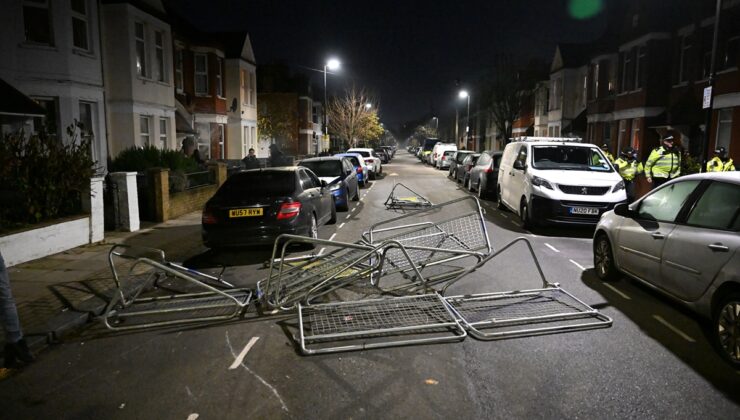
520 199 532 230
478 180 486 199
593 234 619 281
496 186 506 210
712 292 740 368
352 184 360 201
309 213 321 237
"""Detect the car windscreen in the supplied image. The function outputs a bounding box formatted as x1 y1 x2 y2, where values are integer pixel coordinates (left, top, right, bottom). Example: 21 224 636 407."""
299 161 343 177
493 155 502 168
351 150 371 157
531 146 612 172
217 171 296 197
443 151 455 156
456 152 472 163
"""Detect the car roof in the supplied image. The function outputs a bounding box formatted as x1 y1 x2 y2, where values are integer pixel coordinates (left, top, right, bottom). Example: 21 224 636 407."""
347 148 373 151
523 142 596 148
300 157 343 162
669 171 740 185
243 166 298 172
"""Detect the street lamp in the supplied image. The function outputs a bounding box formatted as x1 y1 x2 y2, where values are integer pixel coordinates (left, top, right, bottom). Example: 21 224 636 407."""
323 58 340 154
365 103 372 109
459 90 470 148
432 116 438 130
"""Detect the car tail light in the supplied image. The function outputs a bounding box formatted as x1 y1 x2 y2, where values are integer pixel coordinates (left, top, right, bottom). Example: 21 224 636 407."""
484 166 493 173
277 202 301 220
202 206 218 224
367 158 374 163
442 156 446 161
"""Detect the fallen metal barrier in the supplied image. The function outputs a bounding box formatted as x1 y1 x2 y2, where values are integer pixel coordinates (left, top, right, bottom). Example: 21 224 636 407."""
101 245 251 331
384 183 432 210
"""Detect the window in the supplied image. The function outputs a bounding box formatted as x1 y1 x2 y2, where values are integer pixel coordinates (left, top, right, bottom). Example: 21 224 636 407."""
154 31 165 82
549 78 562 111
554 126 560 137
218 124 225 159
216 58 223 97
515 146 527 168
548 126 554 137
722 37 740 70
79 101 96 159
71 0 89 51
631 119 640 149
140 116 151 146
635 46 646 89
621 50 634 92
135 22 147 77
591 62 600 99
251 127 256 148
159 118 168 149
240 69 247 104
686 182 740 230
637 180 700 222
678 35 691 83
175 48 183 92
23 0 53 45
582 73 588 106
194 53 208 95
250 71 256 105
196 123 210 158
32 97 59 139
532 145 612 172
716 108 732 151
702 50 712 79
617 120 627 152
242 126 249 157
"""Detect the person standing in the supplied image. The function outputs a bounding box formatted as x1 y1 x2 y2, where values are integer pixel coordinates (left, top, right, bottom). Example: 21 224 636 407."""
268 143 286 167
600 144 615 163
614 147 644 202
1 251 34 369
706 147 736 172
242 148 260 170
645 135 681 189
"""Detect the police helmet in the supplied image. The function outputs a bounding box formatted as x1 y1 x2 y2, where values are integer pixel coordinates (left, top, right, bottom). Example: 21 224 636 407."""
714 147 727 159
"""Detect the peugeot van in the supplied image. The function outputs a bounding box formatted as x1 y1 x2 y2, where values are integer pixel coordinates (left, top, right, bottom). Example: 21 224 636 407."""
496 137 627 228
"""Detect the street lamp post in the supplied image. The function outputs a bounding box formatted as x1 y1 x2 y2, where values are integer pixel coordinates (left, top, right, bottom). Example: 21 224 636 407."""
323 58 340 154
700 0 722 172
459 90 470 149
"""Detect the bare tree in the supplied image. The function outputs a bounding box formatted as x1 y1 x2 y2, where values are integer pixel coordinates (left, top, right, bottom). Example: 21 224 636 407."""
327 86 383 148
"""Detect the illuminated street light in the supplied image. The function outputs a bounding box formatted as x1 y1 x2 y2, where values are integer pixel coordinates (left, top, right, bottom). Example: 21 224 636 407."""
323 58 341 155
365 103 372 109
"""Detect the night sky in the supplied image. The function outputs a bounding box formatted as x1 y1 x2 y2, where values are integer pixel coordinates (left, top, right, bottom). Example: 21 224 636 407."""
168 0 611 131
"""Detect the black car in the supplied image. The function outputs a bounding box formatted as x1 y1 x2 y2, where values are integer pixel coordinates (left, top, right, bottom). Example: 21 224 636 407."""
299 157 360 211
374 148 390 164
202 167 336 248
468 151 503 199
449 150 475 179
456 153 481 188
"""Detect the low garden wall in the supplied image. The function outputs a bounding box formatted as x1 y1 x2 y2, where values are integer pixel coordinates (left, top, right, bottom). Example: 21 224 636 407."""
146 163 227 222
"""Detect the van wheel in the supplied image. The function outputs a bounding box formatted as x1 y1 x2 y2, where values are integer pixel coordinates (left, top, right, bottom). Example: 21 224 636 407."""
520 199 532 229
594 234 619 281
497 186 506 210
711 292 740 368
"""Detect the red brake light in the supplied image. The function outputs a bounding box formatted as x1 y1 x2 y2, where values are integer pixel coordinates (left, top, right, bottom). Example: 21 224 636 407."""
277 202 301 220
484 166 493 173
442 156 446 161
202 207 218 224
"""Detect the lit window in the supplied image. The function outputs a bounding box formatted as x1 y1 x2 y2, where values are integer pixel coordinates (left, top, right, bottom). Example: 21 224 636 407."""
194 53 208 95
71 0 89 51
23 0 53 45
135 22 147 77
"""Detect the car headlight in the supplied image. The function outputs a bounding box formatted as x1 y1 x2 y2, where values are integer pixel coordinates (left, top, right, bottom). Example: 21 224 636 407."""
612 180 625 192
531 176 553 190
329 183 342 191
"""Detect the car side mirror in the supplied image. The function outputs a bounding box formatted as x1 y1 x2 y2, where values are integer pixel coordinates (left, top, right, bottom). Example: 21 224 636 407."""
320 180 328 188
513 160 526 171
614 203 635 218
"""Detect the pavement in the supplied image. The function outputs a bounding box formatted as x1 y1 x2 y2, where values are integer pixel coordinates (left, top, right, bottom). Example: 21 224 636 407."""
1 151 739 419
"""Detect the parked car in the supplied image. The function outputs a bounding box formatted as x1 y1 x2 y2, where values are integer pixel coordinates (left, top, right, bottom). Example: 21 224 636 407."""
299 156 360 211
381 145 395 159
347 148 382 178
431 143 457 168
202 167 336 248
468 151 503 199
456 153 481 187
420 138 440 162
496 138 626 229
449 150 475 179
437 150 456 170
374 148 390 164
334 152 368 187
593 172 740 367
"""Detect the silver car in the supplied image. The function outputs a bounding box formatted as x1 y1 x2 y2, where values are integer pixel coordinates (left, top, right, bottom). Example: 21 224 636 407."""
593 172 740 367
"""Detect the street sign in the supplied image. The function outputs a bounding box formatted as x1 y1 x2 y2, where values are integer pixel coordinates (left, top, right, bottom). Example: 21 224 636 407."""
703 86 712 109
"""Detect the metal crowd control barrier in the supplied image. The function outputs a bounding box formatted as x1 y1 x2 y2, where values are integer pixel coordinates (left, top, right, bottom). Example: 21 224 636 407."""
384 183 433 210
441 237 613 340
364 196 492 291
101 245 251 331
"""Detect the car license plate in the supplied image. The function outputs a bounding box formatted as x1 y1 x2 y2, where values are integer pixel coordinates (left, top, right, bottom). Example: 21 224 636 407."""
229 208 263 218
570 207 599 216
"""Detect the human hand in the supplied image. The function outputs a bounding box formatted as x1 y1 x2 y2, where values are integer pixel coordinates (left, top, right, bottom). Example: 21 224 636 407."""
646 177 652 183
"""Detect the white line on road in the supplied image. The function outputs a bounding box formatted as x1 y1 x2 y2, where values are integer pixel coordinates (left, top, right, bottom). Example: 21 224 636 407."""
545 243 560 253
187 414 199 420
229 337 260 370
346 214 352 220
339 222 345 229
318 248 325 255
653 315 696 343
569 259 586 271
329 233 336 241
603 283 631 300
500 213 508 219
225 332 288 412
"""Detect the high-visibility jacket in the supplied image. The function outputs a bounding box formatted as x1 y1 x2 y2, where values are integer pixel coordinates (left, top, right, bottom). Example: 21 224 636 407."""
603 151 615 163
645 146 681 179
706 156 736 172
614 158 644 181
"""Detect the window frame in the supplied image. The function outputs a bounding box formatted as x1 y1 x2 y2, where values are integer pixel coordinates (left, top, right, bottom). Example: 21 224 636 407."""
71 0 90 52
159 117 168 149
140 115 151 146
134 21 147 78
175 48 184 93
684 181 740 231
154 30 166 83
216 58 224 97
194 53 209 96
635 180 702 223
23 0 54 46
715 108 733 151
635 46 646 90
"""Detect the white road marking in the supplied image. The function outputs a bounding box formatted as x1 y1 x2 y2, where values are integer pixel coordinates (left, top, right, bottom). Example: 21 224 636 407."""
346 214 352 220
569 259 586 271
329 233 337 241
500 214 508 219
653 315 696 343
229 336 260 370
225 332 288 412
603 283 631 300
187 414 199 420
318 248 326 255
339 222 345 229
544 243 560 253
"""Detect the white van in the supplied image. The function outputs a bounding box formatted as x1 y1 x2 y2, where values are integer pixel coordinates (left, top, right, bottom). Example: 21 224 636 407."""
496 137 627 228
430 143 456 166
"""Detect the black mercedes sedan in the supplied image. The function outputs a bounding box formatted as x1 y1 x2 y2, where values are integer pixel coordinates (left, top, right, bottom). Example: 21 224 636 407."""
202 167 336 248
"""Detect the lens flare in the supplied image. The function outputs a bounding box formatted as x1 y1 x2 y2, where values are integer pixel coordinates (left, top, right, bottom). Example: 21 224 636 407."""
569 0 603 20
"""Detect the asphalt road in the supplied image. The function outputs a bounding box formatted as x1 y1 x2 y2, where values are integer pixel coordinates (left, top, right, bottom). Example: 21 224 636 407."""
1 151 739 419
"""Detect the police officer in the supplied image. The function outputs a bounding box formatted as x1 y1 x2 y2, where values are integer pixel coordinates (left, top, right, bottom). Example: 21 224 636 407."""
600 144 615 163
706 147 736 172
645 135 681 189
614 147 644 202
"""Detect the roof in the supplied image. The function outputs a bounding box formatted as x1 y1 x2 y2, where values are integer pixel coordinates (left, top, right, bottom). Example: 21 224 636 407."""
551 44 594 72
672 172 740 185
0 78 46 117
299 157 343 162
